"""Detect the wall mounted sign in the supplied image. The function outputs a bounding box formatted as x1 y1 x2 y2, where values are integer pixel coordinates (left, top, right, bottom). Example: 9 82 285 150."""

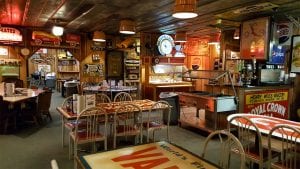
32 31 62 46
241 17 270 60
66 33 80 47
290 35 300 73
0 46 8 56
0 27 22 44
268 22 292 64
244 89 289 119
83 64 104 77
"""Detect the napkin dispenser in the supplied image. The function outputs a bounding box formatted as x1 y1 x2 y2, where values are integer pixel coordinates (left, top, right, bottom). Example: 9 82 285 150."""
4 83 15 97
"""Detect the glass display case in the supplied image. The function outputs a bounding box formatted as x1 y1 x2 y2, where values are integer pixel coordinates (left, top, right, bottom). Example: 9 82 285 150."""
150 64 188 84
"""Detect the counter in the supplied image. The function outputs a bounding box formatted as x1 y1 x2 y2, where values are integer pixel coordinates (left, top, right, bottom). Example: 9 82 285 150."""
144 82 192 101
205 84 293 119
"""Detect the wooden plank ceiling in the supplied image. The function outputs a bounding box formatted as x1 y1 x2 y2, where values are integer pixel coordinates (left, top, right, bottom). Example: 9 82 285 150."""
0 0 299 38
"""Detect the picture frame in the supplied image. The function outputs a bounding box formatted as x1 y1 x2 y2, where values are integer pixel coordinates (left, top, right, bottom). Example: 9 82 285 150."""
290 35 300 73
240 17 270 60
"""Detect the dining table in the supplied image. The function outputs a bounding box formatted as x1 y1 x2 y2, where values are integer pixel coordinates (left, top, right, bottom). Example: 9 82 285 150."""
227 113 300 141
57 99 160 147
0 88 44 103
76 141 219 169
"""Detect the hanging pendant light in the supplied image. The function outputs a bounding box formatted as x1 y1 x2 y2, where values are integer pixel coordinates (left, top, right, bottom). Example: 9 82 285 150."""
52 25 64 36
172 0 198 19
119 19 136 34
233 28 240 39
93 31 106 42
175 31 187 42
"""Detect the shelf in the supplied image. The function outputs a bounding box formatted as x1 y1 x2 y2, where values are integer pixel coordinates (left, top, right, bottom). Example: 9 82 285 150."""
58 71 79 73
58 58 76 61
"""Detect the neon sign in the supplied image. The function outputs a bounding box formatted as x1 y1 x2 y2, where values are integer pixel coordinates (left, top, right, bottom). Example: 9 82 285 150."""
0 27 23 43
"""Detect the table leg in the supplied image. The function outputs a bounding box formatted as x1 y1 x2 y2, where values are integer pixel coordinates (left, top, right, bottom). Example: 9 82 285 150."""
62 116 65 147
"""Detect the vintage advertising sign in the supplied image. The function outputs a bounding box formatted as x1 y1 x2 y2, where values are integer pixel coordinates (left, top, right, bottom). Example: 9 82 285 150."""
80 141 217 169
244 89 289 119
0 27 22 44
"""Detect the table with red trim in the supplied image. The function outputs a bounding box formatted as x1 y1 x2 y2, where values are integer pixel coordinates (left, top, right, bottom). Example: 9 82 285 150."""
227 113 300 140
77 141 219 169
56 99 159 147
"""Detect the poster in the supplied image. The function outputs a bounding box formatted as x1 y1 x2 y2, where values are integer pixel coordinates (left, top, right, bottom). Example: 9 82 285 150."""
241 17 270 59
244 89 289 119
83 64 104 77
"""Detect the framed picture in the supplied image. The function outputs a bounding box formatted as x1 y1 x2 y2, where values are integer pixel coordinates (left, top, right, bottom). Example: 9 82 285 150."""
240 17 270 60
106 50 123 78
290 35 300 73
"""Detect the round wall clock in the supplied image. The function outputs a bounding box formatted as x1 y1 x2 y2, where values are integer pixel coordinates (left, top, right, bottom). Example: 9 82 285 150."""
157 34 175 56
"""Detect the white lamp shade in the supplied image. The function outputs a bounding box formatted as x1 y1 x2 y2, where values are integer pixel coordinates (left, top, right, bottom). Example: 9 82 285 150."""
93 31 106 42
119 19 136 34
52 26 64 36
233 28 240 39
172 0 198 19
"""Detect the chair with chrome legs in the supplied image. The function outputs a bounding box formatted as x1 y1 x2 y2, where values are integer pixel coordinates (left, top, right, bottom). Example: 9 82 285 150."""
228 115 278 169
202 130 246 169
69 107 108 167
113 92 132 102
112 103 142 149
142 100 171 143
268 124 300 169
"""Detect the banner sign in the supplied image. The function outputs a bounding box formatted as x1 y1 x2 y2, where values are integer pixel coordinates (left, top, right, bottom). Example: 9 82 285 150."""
0 27 22 44
244 89 289 119
81 141 217 169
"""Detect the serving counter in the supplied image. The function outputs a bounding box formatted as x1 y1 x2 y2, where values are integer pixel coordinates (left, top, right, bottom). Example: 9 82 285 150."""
205 84 293 119
144 82 192 101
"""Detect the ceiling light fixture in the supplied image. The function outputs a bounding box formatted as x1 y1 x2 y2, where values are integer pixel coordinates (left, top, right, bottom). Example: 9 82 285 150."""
119 19 136 34
52 25 64 36
93 31 106 42
175 31 187 42
233 28 240 39
172 0 198 19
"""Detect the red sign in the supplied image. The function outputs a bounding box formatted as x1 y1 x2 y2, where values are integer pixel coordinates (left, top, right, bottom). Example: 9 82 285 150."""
0 27 22 44
66 33 80 46
244 89 289 119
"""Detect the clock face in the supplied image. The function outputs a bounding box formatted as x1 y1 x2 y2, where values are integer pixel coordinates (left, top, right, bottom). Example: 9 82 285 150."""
157 34 174 55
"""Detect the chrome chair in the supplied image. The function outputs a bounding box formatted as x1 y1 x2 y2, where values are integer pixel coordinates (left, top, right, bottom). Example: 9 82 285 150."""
268 124 300 169
95 93 111 104
113 92 132 102
228 115 278 169
69 107 107 166
202 130 246 169
61 96 74 147
142 100 171 143
113 103 142 149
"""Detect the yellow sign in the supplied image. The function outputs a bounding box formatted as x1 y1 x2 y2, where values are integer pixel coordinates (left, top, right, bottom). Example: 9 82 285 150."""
245 91 288 105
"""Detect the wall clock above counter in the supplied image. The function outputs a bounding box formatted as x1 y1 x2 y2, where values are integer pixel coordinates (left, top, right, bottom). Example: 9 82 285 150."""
157 34 175 56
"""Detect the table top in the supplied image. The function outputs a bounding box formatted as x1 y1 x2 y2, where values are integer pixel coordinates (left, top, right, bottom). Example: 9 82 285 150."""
0 88 44 103
78 141 219 169
57 99 157 119
83 86 137 92
227 113 300 139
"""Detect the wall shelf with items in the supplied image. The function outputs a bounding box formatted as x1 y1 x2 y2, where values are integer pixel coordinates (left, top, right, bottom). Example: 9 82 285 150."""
57 58 80 79
123 49 140 99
